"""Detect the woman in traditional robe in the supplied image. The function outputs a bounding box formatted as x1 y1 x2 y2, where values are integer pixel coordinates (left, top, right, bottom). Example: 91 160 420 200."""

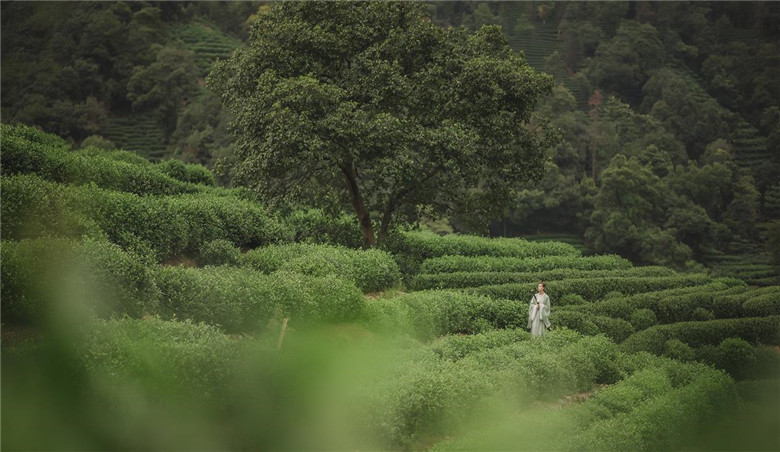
528 281 551 337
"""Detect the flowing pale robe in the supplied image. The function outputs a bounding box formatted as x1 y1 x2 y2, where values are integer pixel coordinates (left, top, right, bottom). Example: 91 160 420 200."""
528 293 551 337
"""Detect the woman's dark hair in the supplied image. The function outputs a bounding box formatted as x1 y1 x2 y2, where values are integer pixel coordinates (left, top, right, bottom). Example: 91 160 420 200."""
538 281 546 289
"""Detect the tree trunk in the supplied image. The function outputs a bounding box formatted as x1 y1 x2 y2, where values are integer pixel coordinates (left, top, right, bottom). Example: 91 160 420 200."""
341 164 376 247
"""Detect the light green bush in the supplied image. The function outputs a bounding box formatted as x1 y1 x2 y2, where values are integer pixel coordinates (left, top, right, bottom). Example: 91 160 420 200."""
621 316 780 355
365 290 526 340
470 274 712 303
245 244 400 293
156 266 366 332
420 254 632 274
198 239 242 266
1 238 160 325
410 266 676 290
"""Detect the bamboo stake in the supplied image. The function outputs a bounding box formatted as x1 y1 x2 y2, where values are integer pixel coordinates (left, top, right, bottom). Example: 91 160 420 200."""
276 317 289 349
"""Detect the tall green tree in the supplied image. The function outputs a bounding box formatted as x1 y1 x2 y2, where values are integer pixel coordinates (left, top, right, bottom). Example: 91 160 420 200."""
208 1 556 246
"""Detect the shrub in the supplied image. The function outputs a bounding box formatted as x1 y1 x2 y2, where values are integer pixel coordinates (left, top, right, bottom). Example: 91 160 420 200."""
365 291 527 340
2 124 211 195
156 159 215 186
419 254 633 274
565 281 746 323
430 329 531 361
1 174 100 240
664 339 695 361
245 244 401 293
470 274 712 303
383 229 581 277
77 147 151 166
714 337 758 380
1 238 77 325
410 266 676 290
398 230 581 259
621 316 780 355
559 294 587 306
80 135 116 150
156 266 366 332
575 363 735 452
79 317 240 397
691 307 715 321
198 239 242 267
630 309 658 331
1 238 160 325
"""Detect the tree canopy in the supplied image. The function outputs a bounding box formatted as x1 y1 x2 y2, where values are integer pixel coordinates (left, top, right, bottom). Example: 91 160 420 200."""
208 1 556 246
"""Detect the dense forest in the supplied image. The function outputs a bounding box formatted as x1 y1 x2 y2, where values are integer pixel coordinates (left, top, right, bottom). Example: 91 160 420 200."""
2 1 779 274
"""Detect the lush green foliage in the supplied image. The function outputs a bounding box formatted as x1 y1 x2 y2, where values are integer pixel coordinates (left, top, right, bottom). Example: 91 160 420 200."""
621 316 780 355
365 290 527 340
1 238 160 325
1 124 211 196
420 253 632 274
411 266 676 290
157 267 366 333
470 274 712 303
242 243 401 293
2 173 287 260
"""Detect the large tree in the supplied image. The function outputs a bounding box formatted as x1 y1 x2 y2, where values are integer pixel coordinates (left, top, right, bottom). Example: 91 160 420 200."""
208 1 556 246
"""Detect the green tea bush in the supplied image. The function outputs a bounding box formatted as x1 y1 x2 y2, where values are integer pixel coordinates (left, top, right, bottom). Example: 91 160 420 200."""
629 308 658 331
559 293 587 306
79 317 240 397
1 238 160 325
574 364 735 452
664 339 696 361
367 330 620 449
244 244 400 293
410 266 676 290
156 158 216 186
550 311 635 342
365 290 526 340
78 146 153 165
73 187 286 260
383 229 580 277
714 286 780 318
430 329 531 361
3 173 286 260
420 254 632 274
550 311 602 337
563 281 746 323
399 230 581 258
282 208 363 248
242 243 321 273
1 238 77 324
1 174 99 240
74 238 162 318
742 289 780 316
621 316 780 355
198 239 242 267
80 135 116 150
1 127 205 196
156 266 365 332
691 307 715 321
470 274 712 303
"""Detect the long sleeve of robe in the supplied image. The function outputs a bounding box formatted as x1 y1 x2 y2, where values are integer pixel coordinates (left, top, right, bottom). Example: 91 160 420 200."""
528 294 551 337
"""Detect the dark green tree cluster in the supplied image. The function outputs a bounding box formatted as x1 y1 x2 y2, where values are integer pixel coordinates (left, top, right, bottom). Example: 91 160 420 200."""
1 1 260 165
425 2 779 268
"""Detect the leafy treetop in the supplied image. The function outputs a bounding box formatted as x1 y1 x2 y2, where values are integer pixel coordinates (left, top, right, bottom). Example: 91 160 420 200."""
208 1 556 246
